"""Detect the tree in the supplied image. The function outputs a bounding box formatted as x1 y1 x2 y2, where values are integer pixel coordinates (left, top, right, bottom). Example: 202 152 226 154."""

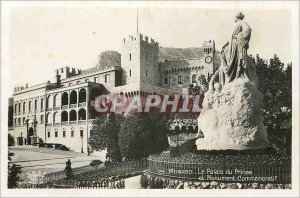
89 114 123 162
8 134 15 146
8 152 22 188
256 54 291 130
118 112 170 160
188 74 208 98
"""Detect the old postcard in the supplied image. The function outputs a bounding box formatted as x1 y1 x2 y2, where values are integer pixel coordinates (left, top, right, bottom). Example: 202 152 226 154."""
1 1 299 197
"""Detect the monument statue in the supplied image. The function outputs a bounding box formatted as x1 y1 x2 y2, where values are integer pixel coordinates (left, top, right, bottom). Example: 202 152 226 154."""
196 12 269 150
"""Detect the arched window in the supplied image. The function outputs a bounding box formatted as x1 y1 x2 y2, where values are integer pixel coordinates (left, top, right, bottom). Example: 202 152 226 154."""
41 98 44 109
23 102 26 112
29 101 32 111
61 92 68 106
70 91 77 104
79 89 86 103
61 111 68 122
34 100 38 110
18 103 21 113
178 76 182 84
78 109 86 120
69 110 77 121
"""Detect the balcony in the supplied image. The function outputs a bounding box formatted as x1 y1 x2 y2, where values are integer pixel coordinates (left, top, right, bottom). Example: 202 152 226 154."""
46 108 52 111
70 121 77 125
53 123 60 126
62 105 68 110
46 123 52 126
54 107 60 110
78 102 87 107
61 121 68 125
78 120 86 124
70 104 77 108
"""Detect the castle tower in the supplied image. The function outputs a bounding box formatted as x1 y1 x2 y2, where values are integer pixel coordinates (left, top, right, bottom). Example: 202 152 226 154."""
203 40 215 79
121 34 159 86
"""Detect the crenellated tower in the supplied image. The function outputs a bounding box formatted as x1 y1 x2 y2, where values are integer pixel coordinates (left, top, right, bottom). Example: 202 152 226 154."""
121 34 159 86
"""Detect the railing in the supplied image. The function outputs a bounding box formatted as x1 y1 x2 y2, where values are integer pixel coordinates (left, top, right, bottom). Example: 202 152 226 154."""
54 123 60 126
61 121 68 125
46 123 52 126
43 159 148 183
69 121 77 125
148 155 291 184
20 178 125 189
62 105 68 110
46 108 52 111
54 107 60 110
34 110 38 113
79 102 87 107
70 104 77 108
78 120 86 124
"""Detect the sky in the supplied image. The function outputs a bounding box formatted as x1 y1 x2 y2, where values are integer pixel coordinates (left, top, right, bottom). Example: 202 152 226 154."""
9 8 291 96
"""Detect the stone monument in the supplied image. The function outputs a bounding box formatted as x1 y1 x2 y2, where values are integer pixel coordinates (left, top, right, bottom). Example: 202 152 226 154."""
196 12 269 150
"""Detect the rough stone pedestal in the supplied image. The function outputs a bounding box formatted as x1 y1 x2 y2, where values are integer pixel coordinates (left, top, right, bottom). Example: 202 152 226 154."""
196 79 269 150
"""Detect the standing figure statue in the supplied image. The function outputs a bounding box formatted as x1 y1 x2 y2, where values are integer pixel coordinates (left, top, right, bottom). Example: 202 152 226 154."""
208 12 258 93
196 12 268 150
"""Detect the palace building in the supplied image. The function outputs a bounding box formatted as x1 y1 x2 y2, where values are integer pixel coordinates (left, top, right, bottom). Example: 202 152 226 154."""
9 33 219 152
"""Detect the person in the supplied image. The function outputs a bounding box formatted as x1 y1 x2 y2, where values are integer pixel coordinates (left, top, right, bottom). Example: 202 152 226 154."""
87 147 90 156
209 12 257 92
64 159 73 180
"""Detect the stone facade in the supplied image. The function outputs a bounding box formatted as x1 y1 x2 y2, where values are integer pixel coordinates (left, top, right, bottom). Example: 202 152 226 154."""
10 33 218 152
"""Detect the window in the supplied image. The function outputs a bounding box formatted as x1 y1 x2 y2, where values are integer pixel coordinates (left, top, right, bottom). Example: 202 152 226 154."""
129 70 131 77
94 77 99 83
34 100 38 110
192 75 197 83
41 98 44 109
41 115 44 123
15 104 17 113
146 70 148 77
23 102 26 112
23 118 25 124
146 53 148 61
18 103 21 112
178 76 182 84
71 130 74 137
61 68 64 73
55 131 58 138
29 101 32 111
105 74 110 83
164 77 168 84
47 131 50 138
14 118 17 126
129 53 132 61
80 130 83 138
18 118 21 124
63 130 66 138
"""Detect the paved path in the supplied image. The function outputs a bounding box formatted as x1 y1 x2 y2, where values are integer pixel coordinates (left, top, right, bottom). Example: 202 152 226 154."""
9 146 106 183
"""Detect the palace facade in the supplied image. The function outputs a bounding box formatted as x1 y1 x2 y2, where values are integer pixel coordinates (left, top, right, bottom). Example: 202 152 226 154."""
9 33 218 152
